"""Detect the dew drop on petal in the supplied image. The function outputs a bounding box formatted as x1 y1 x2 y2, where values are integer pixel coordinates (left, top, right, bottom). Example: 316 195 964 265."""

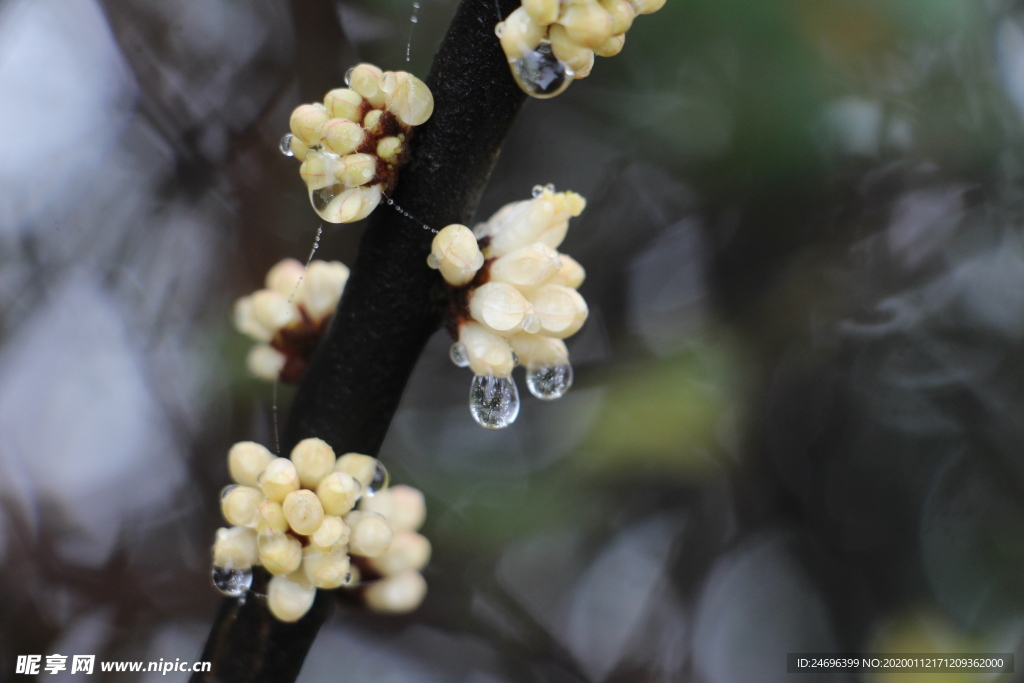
526 363 573 400
344 67 355 87
532 185 544 198
449 342 470 367
364 461 390 497
509 43 573 99
494 21 505 38
511 351 520 366
523 314 542 334
280 133 295 157
212 566 253 597
220 485 238 501
427 253 440 269
544 183 555 193
469 376 520 429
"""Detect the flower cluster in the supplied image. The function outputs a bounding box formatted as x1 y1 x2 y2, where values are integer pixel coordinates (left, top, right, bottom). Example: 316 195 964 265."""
283 63 434 223
428 185 588 428
233 258 349 383
211 440 431 621
496 0 666 98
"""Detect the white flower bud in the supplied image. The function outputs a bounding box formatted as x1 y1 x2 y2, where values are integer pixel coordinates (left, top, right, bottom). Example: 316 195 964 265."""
290 135 309 161
320 118 366 156
334 453 379 488
324 87 363 121
490 243 563 287
221 485 263 527
385 72 434 126
459 322 515 377
256 500 289 535
508 334 569 368
299 153 333 190
549 25 596 78
260 458 300 503
268 573 317 622
289 104 330 144
429 224 485 286
593 33 625 58
527 284 589 338
258 532 303 575
334 153 376 187
376 136 403 161
283 489 325 535
478 190 585 256
523 0 559 25
289 437 336 488
213 526 259 569
367 532 431 576
318 184 382 223
469 282 534 335
359 484 426 533
499 7 545 62
346 511 393 558
234 296 273 342
302 545 352 589
348 63 386 107
311 515 349 548
265 258 306 297
364 570 427 614
316 471 362 516
599 0 635 34
363 109 383 134
628 0 665 14
559 2 614 48
548 253 585 288
246 344 286 381
251 289 299 333
300 260 349 321
228 441 275 487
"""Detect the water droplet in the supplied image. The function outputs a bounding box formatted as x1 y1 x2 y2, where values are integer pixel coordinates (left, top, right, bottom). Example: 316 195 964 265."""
280 133 295 157
469 376 520 429
344 67 354 86
364 461 390 496
343 571 354 585
449 342 470 367
523 313 542 334
544 183 556 193
411 15 418 23
220 485 238 501
532 185 544 198
212 565 252 597
494 22 505 38
427 253 440 269
509 42 573 99
511 351 520 365
386 198 394 205
526 363 573 400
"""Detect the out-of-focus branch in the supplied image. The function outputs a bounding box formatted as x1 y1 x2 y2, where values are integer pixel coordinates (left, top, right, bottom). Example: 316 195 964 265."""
195 0 525 680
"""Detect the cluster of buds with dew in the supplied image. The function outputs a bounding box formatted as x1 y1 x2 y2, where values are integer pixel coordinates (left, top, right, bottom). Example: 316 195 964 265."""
496 0 665 98
233 258 349 382
212 440 431 621
429 185 588 429
282 63 434 223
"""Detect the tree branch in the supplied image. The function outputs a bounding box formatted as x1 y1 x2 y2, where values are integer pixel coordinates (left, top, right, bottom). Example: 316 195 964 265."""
195 1 525 680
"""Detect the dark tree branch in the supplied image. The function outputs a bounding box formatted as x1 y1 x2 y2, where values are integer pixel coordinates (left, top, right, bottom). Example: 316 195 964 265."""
195 1 525 680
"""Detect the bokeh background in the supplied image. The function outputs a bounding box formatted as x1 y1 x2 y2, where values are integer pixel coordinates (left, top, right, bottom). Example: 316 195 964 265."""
2 0 1024 680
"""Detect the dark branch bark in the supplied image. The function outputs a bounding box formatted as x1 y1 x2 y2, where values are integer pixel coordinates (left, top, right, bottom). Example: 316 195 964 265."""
195 1 524 680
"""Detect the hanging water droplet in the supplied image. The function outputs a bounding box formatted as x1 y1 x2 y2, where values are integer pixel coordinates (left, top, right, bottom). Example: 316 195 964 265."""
212 565 253 597
469 375 520 429
344 67 355 86
494 22 506 39
526 363 573 400
509 42 574 99
532 185 544 198
544 183 556 193
449 342 470 367
364 460 390 496
386 197 394 205
309 184 348 222
279 133 295 157
427 253 440 269
411 15 418 23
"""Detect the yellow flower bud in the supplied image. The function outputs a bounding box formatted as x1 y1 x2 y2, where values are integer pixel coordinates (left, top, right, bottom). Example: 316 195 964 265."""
289 437 336 488
334 153 376 187
324 87 363 121
358 484 427 533
260 458 300 503
499 7 545 62
267 573 316 621
228 441 275 487
221 485 263 527
320 118 366 156
289 104 330 144
283 489 325 535
258 532 302 575
364 571 427 613
428 224 485 286
213 526 259 569
316 471 362 516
